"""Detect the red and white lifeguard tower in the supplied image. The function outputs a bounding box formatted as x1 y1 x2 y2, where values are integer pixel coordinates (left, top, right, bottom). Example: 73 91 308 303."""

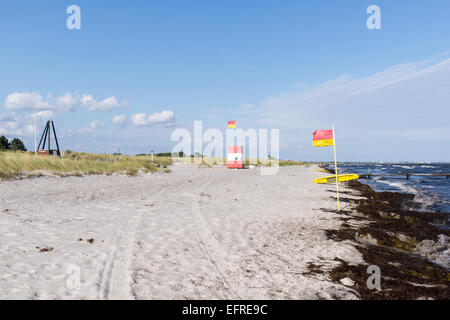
227 146 244 169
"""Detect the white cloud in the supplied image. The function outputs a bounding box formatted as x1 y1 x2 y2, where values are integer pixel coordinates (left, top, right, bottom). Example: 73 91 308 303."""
4 124 34 136
148 110 175 124
0 113 16 122
112 114 126 126
4 92 127 114
4 92 76 112
0 112 34 136
81 94 121 111
52 92 77 112
35 110 56 119
258 57 450 129
75 120 106 135
131 113 149 126
5 92 52 111
131 110 175 127
90 120 105 129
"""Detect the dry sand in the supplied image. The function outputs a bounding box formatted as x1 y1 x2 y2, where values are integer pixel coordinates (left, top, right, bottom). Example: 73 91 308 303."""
0 164 365 299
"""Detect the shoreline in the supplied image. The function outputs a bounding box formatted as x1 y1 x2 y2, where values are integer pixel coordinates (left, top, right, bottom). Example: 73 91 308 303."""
322 177 449 299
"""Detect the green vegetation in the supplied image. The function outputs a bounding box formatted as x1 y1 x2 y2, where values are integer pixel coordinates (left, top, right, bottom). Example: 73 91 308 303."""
0 150 172 180
10 138 27 151
244 159 311 167
278 160 313 167
0 136 26 151
0 136 11 150
0 147 315 180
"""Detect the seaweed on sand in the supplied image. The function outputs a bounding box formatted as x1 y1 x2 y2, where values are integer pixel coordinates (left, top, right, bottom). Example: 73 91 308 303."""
318 180 449 299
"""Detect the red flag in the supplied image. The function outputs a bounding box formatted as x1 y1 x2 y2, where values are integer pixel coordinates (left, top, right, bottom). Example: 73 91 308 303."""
313 129 334 147
228 120 236 128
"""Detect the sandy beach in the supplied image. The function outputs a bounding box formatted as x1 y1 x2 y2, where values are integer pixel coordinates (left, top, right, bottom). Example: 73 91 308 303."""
0 164 367 300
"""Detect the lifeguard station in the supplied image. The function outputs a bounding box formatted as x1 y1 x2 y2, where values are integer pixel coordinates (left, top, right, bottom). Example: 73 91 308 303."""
36 121 61 157
227 146 244 169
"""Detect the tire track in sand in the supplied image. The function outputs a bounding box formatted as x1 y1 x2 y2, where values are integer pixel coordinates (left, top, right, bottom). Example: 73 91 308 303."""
97 187 167 300
184 181 243 299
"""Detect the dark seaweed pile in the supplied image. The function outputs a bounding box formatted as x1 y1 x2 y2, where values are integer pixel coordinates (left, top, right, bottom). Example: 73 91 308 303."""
317 178 449 299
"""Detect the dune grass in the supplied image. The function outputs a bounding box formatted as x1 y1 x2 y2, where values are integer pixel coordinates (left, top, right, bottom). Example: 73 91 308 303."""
0 150 172 180
0 150 312 180
278 160 312 167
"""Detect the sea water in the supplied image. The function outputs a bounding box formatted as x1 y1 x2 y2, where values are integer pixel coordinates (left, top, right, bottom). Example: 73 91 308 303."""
336 162 450 214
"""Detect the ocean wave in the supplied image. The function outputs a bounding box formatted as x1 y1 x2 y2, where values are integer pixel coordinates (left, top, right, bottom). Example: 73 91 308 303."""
340 163 450 213
414 234 450 269
376 179 417 192
374 179 438 211
392 165 417 170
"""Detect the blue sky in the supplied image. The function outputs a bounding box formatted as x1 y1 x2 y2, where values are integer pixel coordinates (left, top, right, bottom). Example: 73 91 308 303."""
0 0 449 161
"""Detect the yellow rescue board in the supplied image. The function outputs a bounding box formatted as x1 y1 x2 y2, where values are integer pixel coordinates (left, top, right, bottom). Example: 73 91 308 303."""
314 169 329 172
314 174 359 184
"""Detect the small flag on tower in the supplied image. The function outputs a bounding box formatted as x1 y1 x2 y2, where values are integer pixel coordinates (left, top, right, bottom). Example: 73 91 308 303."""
228 120 236 128
313 129 334 147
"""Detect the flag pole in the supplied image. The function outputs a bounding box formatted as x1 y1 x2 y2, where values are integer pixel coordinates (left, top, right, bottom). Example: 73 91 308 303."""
34 111 37 155
332 125 340 212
